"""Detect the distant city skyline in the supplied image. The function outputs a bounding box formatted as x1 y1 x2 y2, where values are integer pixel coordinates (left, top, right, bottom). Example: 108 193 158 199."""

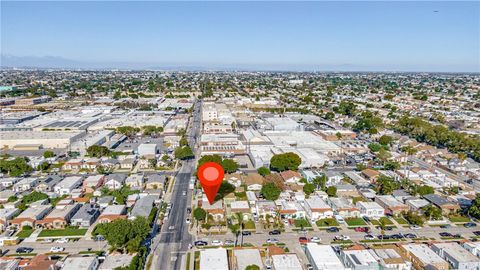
1 1 479 72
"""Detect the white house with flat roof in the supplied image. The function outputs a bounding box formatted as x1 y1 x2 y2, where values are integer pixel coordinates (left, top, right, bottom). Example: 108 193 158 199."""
199 248 229 270
233 249 263 270
54 176 83 195
271 254 303 270
431 242 480 270
305 244 345 270
356 201 385 219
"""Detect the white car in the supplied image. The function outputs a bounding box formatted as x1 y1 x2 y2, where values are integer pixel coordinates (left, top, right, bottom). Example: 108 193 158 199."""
50 247 64 253
335 235 350 241
266 238 279 244
310 236 321 243
410 225 422 230
55 238 69 243
186 218 191 224
211 240 223 246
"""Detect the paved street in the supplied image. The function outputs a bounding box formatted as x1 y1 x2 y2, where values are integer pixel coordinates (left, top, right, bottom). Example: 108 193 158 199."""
150 100 201 270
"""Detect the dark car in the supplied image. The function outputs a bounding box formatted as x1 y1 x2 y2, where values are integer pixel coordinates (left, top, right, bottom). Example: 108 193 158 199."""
269 230 281 235
390 234 403 239
16 247 33 253
473 231 480 236
439 232 452 237
187 207 192 214
327 227 339 233
298 237 309 244
440 224 451 229
378 235 390 240
403 233 417 239
242 231 252 236
464 222 477 228
194 240 208 247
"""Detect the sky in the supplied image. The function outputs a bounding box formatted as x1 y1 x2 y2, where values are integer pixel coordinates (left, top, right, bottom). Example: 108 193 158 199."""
1 1 479 72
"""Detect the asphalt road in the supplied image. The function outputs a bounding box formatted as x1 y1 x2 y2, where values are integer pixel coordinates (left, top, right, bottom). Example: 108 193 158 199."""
150 100 201 270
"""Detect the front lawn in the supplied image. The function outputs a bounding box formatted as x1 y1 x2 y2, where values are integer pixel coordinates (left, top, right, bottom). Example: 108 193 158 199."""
345 218 367 227
243 220 256 230
16 229 34 238
379 217 394 225
39 228 87 237
293 218 312 228
316 218 339 227
448 215 471 223
393 217 409 225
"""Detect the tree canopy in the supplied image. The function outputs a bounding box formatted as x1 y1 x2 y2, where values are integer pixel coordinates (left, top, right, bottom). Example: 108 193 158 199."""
0 157 33 177
270 152 302 172
257 166 271 177
87 145 111 158
93 217 150 253
261 183 281 201
174 146 194 160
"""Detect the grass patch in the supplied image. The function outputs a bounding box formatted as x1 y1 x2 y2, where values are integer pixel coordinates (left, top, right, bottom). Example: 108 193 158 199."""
316 218 339 227
7 253 37 257
194 251 200 270
243 220 256 230
185 252 191 270
293 218 312 228
16 229 34 238
370 220 379 225
360 239 401 243
428 224 450 227
441 236 464 240
345 218 367 227
379 217 394 225
331 240 353 244
393 217 409 225
39 228 87 237
448 215 470 223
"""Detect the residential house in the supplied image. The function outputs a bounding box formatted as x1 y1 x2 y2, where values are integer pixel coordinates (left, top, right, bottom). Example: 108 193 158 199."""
304 196 334 221
83 175 105 193
328 197 360 218
82 157 100 170
0 208 19 232
202 196 225 221
244 173 264 191
229 201 251 221
98 205 127 223
37 204 81 229
375 195 409 216
61 257 99 270
145 174 166 190
54 176 83 196
70 204 100 228
371 246 412 270
278 201 306 220
340 249 380 270
104 174 127 190
63 158 83 170
130 195 155 219
0 178 18 188
35 175 62 193
11 204 52 228
356 201 385 219
225 173 242 188
126 194 139 207
13 177 38 192
120 156 136 170
233 249 264 270
125 174 144 189
255 200 277 219
23 254 59 270
280 170 302 184
431 242 480 270
362 169 380 183
423 194 460 215
399 244 449 270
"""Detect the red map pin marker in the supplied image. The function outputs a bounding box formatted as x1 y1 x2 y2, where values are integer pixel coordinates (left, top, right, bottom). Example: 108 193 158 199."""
198 162 224 205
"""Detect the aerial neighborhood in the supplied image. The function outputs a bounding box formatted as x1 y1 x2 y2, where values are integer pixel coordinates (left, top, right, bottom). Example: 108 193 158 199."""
0 71 480 270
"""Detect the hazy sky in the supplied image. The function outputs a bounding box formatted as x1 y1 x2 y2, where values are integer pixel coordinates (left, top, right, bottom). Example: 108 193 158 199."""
1 1 479 71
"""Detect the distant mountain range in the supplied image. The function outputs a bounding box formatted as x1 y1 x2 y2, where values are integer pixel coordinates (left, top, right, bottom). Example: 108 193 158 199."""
1 54 477 73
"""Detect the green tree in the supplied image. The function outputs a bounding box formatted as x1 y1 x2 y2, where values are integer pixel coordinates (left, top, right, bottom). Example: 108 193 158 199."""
270 152 302 171
198 154 223 167
384 161 401 171
417 185 434 196
468 194 480 219
174 146 194 160
37 162 50 172
312 175 327 190
216 181 235 201
87 145 111 158
303 183 315 196
326 186 337 197
261 183 281 200
404 211 424 226
353 111 384 133
193 207 207 222
378 135 394 146
422 204 442 220
179 136 189 147
116 126 140 138
376 176 398 195
0 157 33 177
221 159 238 173
245 265 260 270
368 143 383 152
257 167 271 177
43 150 55 158
21 191 49 204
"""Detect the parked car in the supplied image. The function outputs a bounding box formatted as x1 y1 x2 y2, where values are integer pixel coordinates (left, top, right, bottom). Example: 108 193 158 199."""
266 238 279 244
224 240 234 245
50 247 64 253
410 225 422 230
473 231 480 236
310 236 321 243
354 227 368 232
55 238 69 243
194 240 208 247
211 240 223 246
185 218 191 224
242 231 252 236
390 234 403 239
403 233 417 239
16 247 33 253
440 224 451 229
327 227 339 233
298 237 309 244
439 232 452 237
378 235 390 240
269 230 281 235
364 234 375 240
464 222 477 228
306 264 314 270
334 235 350 241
